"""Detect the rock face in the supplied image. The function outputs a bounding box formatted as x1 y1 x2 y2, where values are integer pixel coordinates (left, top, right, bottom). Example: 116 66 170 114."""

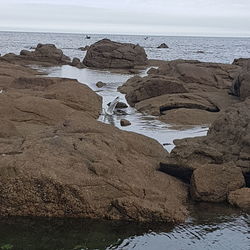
0 61 189 223
83 39 148 69
161 98 250 188
230 72 250 100
119 60 240 125
190 164 245 202
228 188 250 210
2 44 71 66
157 43 169 49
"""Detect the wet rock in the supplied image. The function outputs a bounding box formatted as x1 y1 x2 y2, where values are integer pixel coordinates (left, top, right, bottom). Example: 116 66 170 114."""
83 39 148 69
120 119 131 126
228 188 250 210
116 102 128 109
96 81 107 88
190 164 245 202
157 43 169 49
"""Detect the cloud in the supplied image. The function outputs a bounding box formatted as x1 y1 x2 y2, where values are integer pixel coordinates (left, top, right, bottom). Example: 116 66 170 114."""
0 0 250 36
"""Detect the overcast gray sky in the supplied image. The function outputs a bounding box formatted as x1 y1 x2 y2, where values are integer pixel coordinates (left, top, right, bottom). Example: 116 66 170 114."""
0 0 250 36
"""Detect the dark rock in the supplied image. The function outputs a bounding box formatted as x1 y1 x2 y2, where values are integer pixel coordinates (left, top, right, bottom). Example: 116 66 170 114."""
120 119 131 126
196 50 205 54
96 81 107 88
71 58 85 68
83 39 148 69
157 43 169 49
230 72 250 100
159 163 193 183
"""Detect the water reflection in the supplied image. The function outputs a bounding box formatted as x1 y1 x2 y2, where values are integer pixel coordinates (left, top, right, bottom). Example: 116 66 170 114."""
0 204 248 250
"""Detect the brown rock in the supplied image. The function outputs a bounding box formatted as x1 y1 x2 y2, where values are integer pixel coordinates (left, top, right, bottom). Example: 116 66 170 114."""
71 57 85 68
79 45 90 51
190 164 245 202
83 39 148 69
0 60 189 223
120 119 131 126
228 188 250 210
2 44 71 66
162 98 250 188
119 75 188 107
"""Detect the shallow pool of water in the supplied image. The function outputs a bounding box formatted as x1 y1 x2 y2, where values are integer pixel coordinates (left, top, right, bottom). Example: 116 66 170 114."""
44 65 208 151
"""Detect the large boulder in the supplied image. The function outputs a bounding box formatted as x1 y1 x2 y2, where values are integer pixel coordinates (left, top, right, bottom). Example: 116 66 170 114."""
83 39 148 69
190 164 245 202
0 61 189 223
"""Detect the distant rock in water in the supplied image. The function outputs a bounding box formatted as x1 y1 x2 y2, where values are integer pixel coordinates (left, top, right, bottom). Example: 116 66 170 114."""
1 44 71 66
78 45 90 51
20 43 71 64
83 39 148 69
196 50 205 54
157 43 169 49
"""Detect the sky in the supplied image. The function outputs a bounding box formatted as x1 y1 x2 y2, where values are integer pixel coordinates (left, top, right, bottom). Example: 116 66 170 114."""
0 0 250 37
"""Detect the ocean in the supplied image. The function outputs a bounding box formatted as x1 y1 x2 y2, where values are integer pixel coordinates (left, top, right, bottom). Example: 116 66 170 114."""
0 31 249 250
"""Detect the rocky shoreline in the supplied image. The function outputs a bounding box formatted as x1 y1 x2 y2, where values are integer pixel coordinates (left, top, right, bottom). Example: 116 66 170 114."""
0 39 249 224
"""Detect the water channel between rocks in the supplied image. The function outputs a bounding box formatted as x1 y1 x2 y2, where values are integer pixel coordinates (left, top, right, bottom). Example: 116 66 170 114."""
41 65 209 152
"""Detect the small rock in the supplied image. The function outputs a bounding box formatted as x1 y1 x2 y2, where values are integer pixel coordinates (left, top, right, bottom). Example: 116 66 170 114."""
116 102 128 109
79 45 90 51
115 110 128 115
157 43 169 49
120 119 131 126
71 57 81 66
96 81 106 88
196 50 205 54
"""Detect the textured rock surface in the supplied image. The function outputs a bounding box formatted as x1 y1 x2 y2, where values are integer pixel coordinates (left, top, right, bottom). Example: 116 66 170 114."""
190 164 245 202
83 39 148 69
2 44 71 66
230 72 250 100
228 188 250 210
0 61 189 223
161 98 250 188
119 60 240 125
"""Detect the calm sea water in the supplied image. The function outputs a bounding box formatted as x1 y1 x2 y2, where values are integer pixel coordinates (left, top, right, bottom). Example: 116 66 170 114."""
1 31 250 63
0 31 249 250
